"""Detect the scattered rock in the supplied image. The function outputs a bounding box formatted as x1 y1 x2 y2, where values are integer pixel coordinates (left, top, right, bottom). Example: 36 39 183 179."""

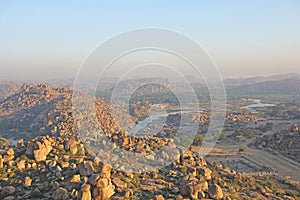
17 160 26 171
71 174 81 183
24 176 32 187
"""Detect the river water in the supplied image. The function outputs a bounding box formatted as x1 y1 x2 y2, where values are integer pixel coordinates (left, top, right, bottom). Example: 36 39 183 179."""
128 110 201 135
240 99 276 113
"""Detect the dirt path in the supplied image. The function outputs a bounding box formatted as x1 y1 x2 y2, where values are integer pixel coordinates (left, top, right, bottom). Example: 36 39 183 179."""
209 142 300 181
246 148 300 181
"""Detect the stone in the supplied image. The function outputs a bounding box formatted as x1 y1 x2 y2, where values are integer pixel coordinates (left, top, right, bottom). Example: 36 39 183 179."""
17 160 26 171
180 181 208 199
198 181 209 192
71 174 81 183
79 161 95 176
208 184 223 199
291 123 299 132
112 178 127 191
93 177 115 200
17 139 24 148
24 176 32 187
53 187 69 200
249 192 268 200
65 139 78 155
88 174 100 186
124 189 133 198
100 164 112 178
4 148 14 162
0 155 3 168
7 148 14 156
3 196 15 200
33 139 53 162
81 183 92 200
61 161 70 168
155 194 165 200
200 167 212 180
1 186 15 195
94 157 101 166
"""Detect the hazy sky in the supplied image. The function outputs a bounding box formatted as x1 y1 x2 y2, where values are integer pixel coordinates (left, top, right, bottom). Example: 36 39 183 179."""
0 0 300 80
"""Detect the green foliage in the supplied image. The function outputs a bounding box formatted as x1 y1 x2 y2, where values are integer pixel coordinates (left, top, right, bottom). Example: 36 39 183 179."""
193 133 205 145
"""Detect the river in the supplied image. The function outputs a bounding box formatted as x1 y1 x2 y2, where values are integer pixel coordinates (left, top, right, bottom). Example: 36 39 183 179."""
128 110 201 135
240 99 276 113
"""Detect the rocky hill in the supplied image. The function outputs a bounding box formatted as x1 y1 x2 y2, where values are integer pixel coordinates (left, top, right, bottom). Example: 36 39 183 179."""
250 124 300 163
0 81 22 102
0 83 299 199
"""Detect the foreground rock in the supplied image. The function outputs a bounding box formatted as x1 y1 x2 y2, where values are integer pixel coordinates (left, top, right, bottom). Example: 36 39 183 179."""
208 184 223 199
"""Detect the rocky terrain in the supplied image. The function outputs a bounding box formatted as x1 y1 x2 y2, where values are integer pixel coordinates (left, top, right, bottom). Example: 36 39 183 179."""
250 124 300 163
0 83 300 199
1 135 300 200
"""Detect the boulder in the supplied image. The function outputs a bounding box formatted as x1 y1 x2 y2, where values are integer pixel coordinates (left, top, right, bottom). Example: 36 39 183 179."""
92 174 115 200
155 195 165 200
112 178 127 191
33 139 53 162
79 161 95 176
208 184 223 199
65 139 78 155
70 174 81 183
180 181 208 199
24 176 32 187
1 186 16 195
17 160 26 171
200 167 212 180
53 187 69 200
0 155 3 168
17 139 24 148
100 164 111 178
81 183 92 200
4 148 14 162
6 148 14 156
88 174 100 186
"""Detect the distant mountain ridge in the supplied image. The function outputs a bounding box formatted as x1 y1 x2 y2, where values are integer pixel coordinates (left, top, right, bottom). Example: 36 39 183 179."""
224 73 300 95
224 73 300 87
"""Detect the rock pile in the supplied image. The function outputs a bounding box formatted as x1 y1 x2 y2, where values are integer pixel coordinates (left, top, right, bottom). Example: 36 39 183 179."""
80 164 115 200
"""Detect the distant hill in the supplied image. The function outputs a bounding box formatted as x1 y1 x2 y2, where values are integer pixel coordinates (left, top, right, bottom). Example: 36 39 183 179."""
0 81 22 101
224 73 300 95
224 73 300 86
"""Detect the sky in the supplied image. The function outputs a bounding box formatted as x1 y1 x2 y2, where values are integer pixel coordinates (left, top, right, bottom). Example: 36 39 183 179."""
0 0 300 80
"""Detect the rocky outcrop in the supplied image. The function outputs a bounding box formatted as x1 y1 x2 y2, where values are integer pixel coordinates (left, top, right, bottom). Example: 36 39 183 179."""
25 136 53 162
33 140 53 162
180 181 208 199
81 164 115 200
250 129 300 163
